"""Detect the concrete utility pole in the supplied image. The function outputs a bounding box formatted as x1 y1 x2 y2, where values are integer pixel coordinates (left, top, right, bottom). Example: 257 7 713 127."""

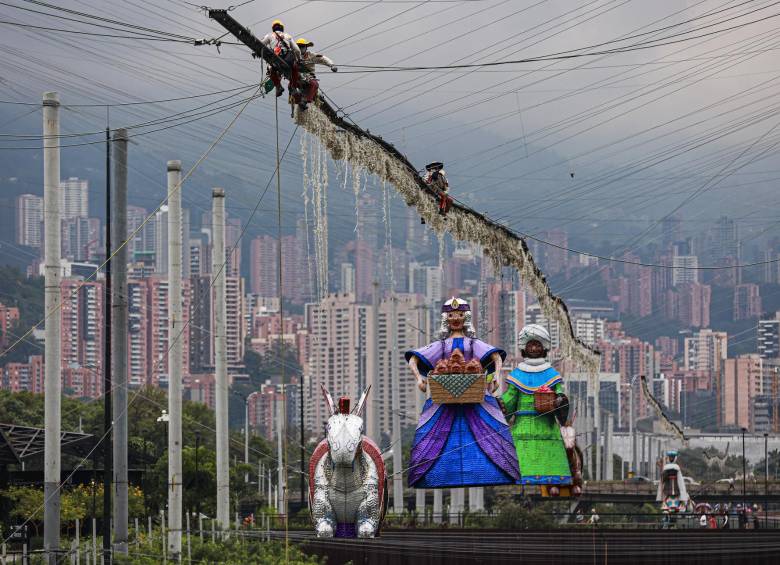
604 412 614 480
42 91 61 565
276 393 285 515
390 296 403 514
433 489 442 524
592 371 601 480
367 281 380 443
112 129 129 556
167 160 183 557
212 188 230 530
102 121 113 565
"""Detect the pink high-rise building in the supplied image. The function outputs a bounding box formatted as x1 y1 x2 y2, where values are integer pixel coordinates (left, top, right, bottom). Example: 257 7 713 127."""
733 283 761 321
598 325 656 424
146 277 191 387
251 233 311 304
722 355 763 431
248 381 287 442
60 279 103 380
3 356 47 394
665 283 710 328
543 229 569 275
336 240 374 303
127 280 150 387
186 373 216 410
0 302 20 349
63 367 101 398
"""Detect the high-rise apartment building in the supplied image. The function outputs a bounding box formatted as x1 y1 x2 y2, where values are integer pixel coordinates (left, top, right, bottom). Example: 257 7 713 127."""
733 283 761 321
484 283 525 361
250 232 311 304
542 229 568 275
250 235 278 297
374 294 426 437
146 277 191 387
60 278 103 382
715 215 740 261
722 355 763 431
127 279 150 387
2 355 43 393
59 177 89 220
684 329 727 373
224 276 246 371
127 205 156 259
305 294 371 434
15 194 43 248
61 217 100 262
408 263 442 305
0 302 20 348
154 206 169 275
187 275 245 373
665 283 710 328
757 314 780 359
672 255 698 286
305 292 428 440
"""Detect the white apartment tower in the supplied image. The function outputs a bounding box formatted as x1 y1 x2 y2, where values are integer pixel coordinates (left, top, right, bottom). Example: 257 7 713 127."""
683 329 728 372
59 177 89 220
16 194 43 247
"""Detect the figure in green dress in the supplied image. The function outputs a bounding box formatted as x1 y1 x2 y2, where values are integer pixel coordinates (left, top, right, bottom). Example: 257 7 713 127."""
501 324 583 496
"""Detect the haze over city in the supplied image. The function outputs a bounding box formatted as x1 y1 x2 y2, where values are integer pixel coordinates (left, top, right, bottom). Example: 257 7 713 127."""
1 0 780 563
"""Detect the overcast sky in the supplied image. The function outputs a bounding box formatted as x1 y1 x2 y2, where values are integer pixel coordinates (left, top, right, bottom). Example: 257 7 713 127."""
2 0 780 251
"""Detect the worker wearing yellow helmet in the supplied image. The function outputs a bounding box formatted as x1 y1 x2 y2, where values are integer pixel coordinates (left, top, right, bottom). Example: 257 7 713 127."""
294 37 337 110
260 20 301 97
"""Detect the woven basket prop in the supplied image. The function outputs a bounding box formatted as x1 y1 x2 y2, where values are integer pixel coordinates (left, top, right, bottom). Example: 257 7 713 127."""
533 385 557 414
428 349 485 405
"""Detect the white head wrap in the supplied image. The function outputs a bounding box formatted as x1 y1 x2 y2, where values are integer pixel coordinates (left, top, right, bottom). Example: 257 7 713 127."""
518 324 551 350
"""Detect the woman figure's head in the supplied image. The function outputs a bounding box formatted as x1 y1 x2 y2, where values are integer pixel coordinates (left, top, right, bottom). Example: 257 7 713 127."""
438 297 475 338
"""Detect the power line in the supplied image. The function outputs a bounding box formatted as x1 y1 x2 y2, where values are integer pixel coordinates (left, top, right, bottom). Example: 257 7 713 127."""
0 84 257 107
336 9 780 72
18 0 200 41
0 19 195 41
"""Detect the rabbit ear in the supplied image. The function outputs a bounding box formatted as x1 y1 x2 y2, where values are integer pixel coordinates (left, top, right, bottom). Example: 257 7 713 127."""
354 385 371 416
321 385 336 416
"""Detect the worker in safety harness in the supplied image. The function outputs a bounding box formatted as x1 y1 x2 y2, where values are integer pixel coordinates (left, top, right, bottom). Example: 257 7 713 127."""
424 162 452 216
260 20 301 98
295 38 337 110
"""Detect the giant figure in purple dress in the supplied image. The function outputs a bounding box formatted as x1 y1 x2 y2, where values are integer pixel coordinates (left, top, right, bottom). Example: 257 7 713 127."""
405 297 520 488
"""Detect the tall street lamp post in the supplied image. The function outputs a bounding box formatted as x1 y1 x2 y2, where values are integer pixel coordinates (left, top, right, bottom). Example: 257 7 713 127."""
245 391 260 483
764 432 768 528
195 431 201 520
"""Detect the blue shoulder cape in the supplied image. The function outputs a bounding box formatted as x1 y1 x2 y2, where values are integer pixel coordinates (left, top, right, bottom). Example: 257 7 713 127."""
506 367 562 394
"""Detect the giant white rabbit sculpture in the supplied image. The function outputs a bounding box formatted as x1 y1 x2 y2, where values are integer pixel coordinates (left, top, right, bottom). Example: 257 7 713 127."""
308 385 387 538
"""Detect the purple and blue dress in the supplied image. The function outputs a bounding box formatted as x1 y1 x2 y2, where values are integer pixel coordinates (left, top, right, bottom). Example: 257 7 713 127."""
405 337 521 488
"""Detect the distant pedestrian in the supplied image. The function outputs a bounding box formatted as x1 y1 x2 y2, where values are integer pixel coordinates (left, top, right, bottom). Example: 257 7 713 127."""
589 508 600 526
